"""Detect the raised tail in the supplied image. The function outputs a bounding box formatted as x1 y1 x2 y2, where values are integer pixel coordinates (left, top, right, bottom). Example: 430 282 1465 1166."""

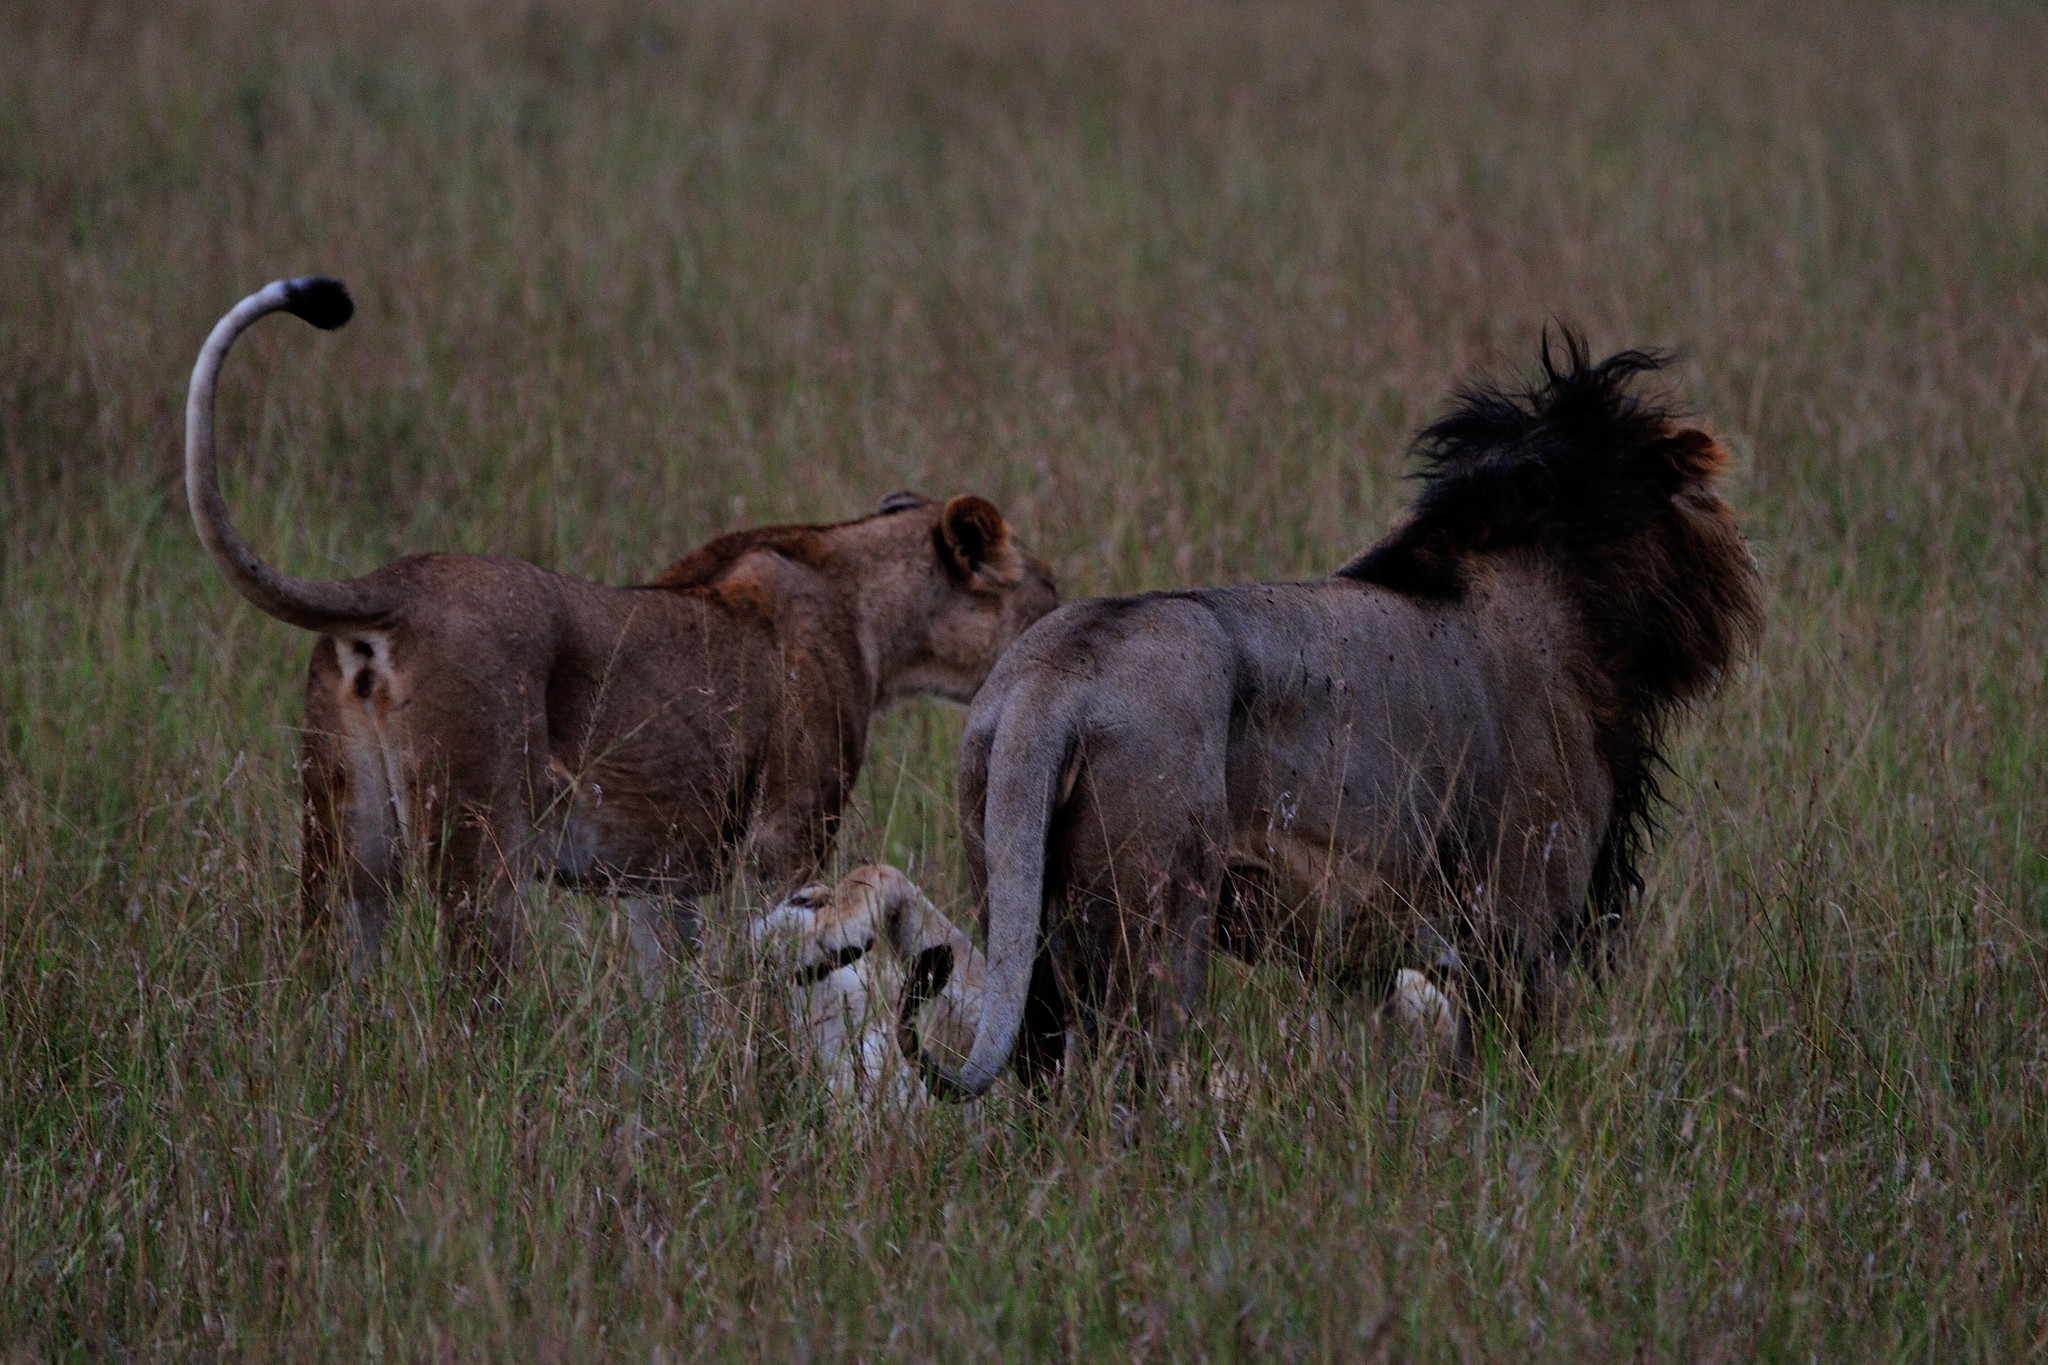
914 679 1076 1100
185 277 392 632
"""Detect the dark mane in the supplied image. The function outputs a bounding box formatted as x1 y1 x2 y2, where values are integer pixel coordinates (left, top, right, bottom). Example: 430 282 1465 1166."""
1341 327 1763 962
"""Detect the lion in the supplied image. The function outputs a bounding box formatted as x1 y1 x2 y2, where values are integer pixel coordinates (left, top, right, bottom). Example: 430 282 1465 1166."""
183 278 1057 989
917 332 1763 1096
751 863 987 1111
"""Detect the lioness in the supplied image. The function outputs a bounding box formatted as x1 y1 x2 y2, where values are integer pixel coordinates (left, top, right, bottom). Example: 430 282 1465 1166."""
184 278 1056 986
929 333 1762 1095
752 864 987 1111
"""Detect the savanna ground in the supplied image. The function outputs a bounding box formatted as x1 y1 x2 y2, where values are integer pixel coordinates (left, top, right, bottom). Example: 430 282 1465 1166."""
3 0 2045 1357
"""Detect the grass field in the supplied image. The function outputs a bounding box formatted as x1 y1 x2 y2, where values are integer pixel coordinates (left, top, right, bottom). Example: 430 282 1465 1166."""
4 0 2046 1356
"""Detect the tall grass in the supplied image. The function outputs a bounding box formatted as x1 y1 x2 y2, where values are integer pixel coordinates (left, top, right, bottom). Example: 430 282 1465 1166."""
2 0 2044 1356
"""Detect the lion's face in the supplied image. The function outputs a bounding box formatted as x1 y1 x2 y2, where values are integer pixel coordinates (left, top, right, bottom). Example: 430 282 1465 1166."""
751 864 988 1111
873 493 1059 705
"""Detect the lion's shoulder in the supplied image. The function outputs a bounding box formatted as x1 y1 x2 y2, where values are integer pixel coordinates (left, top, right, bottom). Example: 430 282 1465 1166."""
645 525 836 591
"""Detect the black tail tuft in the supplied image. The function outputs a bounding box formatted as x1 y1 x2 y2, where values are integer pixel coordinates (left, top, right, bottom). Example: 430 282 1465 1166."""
283 276 354 331
897 944 976 1102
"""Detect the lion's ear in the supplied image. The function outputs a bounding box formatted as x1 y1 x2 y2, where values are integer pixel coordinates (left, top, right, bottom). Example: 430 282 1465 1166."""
937 494 1021 586
1665 428 1732 481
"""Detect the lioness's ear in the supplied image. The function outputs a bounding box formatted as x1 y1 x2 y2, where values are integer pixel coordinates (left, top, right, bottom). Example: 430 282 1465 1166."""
937 494 1021 585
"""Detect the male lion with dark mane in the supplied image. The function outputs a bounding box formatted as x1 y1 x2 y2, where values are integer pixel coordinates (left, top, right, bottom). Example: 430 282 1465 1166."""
921 333 1762 1096
183 278 1056 991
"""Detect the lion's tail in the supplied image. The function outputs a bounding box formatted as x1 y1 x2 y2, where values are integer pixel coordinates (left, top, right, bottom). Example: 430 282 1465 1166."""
918 678 1075 1101
185 278 393 633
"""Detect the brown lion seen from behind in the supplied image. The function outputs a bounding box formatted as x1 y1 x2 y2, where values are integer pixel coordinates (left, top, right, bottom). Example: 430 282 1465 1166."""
923 330 1763 1096
183 278 1058 996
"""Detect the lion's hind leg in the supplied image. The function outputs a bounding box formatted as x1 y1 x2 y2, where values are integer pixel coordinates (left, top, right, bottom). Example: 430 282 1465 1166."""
1055 761 1226 1089
300 637 402 978
421 780 538 992
406 678 555 995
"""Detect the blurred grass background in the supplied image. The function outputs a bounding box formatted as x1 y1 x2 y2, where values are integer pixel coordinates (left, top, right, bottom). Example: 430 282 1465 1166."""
2 0 2044 1356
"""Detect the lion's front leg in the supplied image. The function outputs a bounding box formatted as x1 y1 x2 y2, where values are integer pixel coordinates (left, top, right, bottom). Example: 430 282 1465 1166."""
622 890 711 1060
741 766 843 904
416 750 547 997
428 806 533 992
623 892 702 999
1455 790 1600 1049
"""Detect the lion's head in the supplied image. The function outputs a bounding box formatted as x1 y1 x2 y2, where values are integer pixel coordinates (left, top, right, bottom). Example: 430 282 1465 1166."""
863 491 1059 704
751 863 988 1111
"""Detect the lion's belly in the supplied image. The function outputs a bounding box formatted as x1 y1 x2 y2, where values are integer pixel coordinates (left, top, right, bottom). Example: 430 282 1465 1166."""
533 726 750 895
1224 788 1443 955
535 788 730 896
